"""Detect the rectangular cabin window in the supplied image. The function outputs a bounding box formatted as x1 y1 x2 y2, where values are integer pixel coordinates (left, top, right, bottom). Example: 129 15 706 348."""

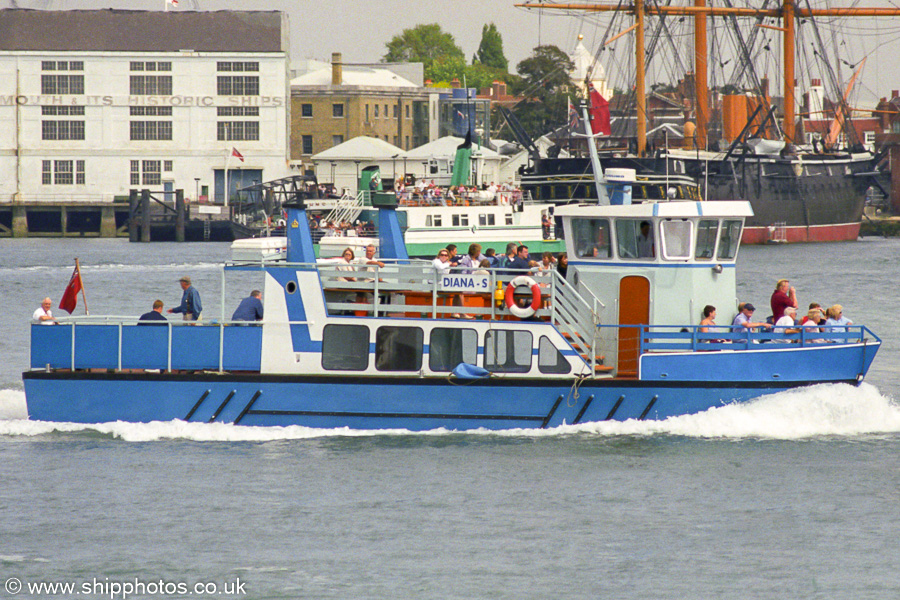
538 336 570 374
505 214 513 226
375 326 423 371
694 219 718 260
452 214 460 227
322 324 369 371
615 219 654 259
660 220 692 260
573 218 612 258
479 214 487 226
429 328 477 372
717 220 743 260
425 215 433 227
484 330 532 373
433 214 442 227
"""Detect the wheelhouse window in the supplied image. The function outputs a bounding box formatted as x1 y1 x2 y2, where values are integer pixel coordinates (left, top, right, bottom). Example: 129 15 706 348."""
538 336 570 374
694 219 718 260
429 328 477 372
615 219 654 259
484 330 532 373
573 218 612 258
660 220 692 260
716 219 743 260
375 326 423 371
322 324 369 371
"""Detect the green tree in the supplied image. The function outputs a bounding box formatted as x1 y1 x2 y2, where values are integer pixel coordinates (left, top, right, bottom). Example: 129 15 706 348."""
476 23 508 72
383 23 465 80
510 45 574 139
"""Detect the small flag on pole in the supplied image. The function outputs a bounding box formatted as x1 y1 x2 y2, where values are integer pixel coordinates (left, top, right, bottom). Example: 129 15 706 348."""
231 147 245 162
588 84 611 136
59 260 85 315
567 97 580 129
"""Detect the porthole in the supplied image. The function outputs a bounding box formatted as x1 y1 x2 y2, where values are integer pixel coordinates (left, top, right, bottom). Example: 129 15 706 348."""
285 280 297 294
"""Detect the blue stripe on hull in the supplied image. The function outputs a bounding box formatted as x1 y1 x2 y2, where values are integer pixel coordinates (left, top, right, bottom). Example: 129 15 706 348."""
23 374 850 430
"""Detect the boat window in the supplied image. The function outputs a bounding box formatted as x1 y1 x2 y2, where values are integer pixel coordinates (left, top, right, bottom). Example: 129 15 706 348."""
375 326 423 371
505 214 513 225
488 214 495 226
717 219 743 260
460 214 468 226
538 336 570 374
433 215 442 227
429 327 477 372
615 219 654 259
425 215 432 227
322 324 369 371
484 330 532 373
452 214 459 227
660 219 692 260
478 214 487 226
572 218 612 258
694 219 718 260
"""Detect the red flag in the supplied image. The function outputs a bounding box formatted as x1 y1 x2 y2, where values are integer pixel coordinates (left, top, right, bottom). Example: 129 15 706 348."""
59 263 83 314
588 85 611 136
231 147 244 162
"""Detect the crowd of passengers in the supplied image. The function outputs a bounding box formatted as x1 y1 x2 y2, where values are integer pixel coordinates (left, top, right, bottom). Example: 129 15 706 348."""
698 278 854 343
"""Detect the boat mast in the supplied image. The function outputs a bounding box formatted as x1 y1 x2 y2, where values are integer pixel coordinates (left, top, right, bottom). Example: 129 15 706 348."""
635 0 647 154
694 0 708 149
783 0 796 142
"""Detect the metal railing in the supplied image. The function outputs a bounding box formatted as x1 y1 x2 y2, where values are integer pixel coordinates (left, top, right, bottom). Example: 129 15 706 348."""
640 324 879 353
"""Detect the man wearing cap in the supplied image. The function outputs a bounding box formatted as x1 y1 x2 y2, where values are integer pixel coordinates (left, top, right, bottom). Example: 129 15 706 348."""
168 276 202 321
731 303 772 333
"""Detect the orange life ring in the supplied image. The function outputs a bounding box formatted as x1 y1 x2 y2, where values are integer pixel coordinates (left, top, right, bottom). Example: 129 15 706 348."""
505 276 542 319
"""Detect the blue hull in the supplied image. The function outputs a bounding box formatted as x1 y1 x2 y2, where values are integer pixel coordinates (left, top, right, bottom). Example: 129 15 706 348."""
22 372 858 430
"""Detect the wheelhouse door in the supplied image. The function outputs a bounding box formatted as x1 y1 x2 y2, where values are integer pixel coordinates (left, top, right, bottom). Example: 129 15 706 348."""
617 276 650 377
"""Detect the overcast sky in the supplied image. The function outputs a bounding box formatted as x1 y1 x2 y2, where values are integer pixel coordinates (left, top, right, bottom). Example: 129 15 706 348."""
7 0 900 105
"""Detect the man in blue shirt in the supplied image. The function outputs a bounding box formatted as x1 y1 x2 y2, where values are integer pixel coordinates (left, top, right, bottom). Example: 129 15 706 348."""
168 276 202 321
139 299 168 325
232 290 263 322
508 245 532 271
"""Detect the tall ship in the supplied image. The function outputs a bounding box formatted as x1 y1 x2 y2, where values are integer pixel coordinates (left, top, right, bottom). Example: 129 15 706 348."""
516 1 896 243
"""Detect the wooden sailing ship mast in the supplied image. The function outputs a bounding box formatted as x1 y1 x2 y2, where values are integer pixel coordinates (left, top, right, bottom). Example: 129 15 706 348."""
517 1 900 154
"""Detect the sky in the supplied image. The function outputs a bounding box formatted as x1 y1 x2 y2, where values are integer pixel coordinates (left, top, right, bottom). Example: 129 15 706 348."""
6 0 900 106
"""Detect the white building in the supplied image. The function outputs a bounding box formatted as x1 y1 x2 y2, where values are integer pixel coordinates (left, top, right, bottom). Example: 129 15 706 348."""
0 9 291 204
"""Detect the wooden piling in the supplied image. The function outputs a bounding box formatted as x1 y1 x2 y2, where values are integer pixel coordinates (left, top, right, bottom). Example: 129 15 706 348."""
140 189 151 242
128 189 139 242
175 189 185 242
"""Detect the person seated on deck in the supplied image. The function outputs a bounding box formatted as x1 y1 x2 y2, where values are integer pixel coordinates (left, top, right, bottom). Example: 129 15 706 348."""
33 297 57 325
139 300 168 325
773 305 801 343
802 308 826 343
508 245 532 272
731 303 772 334
699 305 725 343
431 249 467 318
824 304 853 333
354 244 385 282
457 243 485 273
231 290 263 322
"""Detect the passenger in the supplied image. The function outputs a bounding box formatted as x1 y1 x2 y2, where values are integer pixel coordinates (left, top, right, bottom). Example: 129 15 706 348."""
824 304 853 333
335 248 357 282
445 244 461 268
354 244 385 282
770 279 798 322
731 303 772 333
232 290 263 322
637 220 655 257
457 243 485 273
484 248 498 268
473 259 491 276
33 297 57 325
432 249 452 273
699 305 723 342
139 299 168 325
168 276 202 321
801 302 823 325
773 305 800 343
802 308 826 343
497 242 518 269
533 252 555 287
508 245 532 271
556 252 568 279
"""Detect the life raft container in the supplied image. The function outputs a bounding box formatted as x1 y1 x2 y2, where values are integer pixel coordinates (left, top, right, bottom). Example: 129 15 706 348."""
504 276 542 319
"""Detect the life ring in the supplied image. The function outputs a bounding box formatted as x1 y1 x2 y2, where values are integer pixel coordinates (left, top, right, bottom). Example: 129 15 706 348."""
505 276 542 319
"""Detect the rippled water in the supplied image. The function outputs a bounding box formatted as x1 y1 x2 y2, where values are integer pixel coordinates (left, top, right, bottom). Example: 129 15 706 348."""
1 237 899 599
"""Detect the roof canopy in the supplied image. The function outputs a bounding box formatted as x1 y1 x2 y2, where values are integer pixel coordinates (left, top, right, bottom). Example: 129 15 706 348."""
312 136 403 161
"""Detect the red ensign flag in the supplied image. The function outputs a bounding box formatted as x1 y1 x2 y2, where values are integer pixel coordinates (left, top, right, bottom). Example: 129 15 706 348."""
231 148 245 162
59 263 83 314
588 85 611 136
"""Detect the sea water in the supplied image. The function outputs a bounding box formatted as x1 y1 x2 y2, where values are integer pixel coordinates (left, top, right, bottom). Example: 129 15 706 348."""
1 238 899 599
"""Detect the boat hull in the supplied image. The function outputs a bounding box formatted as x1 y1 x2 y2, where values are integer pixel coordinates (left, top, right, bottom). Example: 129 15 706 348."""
22 371 860 430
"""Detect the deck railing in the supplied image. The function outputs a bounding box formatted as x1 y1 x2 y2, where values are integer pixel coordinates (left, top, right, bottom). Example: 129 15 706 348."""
639 324 879 353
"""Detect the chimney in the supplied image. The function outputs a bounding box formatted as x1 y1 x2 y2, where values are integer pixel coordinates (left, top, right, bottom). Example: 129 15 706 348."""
492 80 501 99
450 77 460 89
811 78 821 87
499 82 507 96
893 90 899 99
331 52 342 86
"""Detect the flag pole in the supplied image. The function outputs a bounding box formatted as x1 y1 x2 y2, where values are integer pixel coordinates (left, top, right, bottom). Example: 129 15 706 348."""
75 258 89 315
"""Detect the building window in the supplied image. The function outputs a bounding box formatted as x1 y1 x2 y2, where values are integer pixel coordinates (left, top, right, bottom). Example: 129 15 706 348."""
129 75 173 95
332 103 344 118
217 75 259 96
216 107 259 117
405 105 410 119
302 135 313 154
130 61 171 72
375 326 423 371
365 105 369 121
393 136 398 145
374 104 379 118
130 160 140 185
301 104 313 118
42 160 84 185
322 324 369 371
130 121 172 141
393 105 398 118
163 160 173 172
41 61 84 95
217 61 259 72
42 106 85 116
332 135 344 146
42 120 85 140
129 106 173 116
405 135 409 149
217 121 259 141
130 160 162 185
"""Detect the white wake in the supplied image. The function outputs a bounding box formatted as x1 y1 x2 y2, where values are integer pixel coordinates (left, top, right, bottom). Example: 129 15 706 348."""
0 383 897 442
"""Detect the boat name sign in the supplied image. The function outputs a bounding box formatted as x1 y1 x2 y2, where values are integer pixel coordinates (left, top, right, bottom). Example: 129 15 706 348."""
440 275 490 292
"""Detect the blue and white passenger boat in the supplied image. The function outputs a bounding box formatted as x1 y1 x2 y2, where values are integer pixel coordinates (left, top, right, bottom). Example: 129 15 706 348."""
24 177 880 430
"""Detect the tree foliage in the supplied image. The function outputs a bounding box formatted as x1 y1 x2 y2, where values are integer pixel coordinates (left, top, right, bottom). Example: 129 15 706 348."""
509 45 575 139
476 23 508 72
383 23 465 80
